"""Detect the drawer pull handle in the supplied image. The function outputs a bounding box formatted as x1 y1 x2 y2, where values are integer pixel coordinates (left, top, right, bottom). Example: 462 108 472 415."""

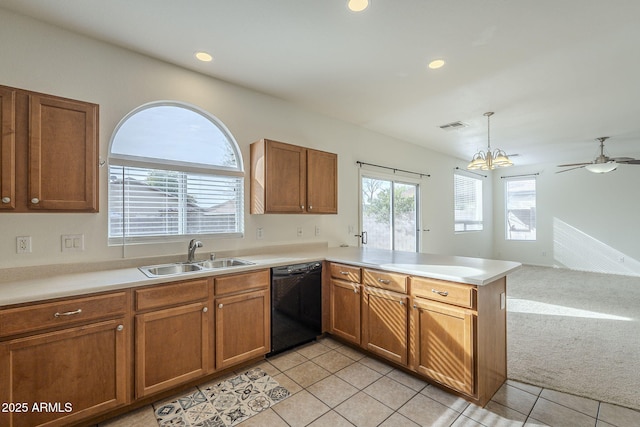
54 308 82 318
1 197 10 204
399 300 404 306
31 198 40 204
218 303 223 309
116 324 124 332
339 271 350 275
377 278 391 284
203 307 208 313
432 289 449 297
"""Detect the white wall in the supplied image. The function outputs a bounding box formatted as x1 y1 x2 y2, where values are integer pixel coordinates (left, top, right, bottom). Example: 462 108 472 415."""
0 9 494 269
492 162 640 276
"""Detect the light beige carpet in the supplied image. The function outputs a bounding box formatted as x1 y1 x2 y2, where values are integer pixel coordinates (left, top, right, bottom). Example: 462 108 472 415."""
507 265 640 411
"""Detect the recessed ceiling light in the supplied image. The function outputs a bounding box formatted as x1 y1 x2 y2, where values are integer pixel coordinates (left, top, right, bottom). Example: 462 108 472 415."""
195 51 213 62
428 59 446 69
347 0 369 12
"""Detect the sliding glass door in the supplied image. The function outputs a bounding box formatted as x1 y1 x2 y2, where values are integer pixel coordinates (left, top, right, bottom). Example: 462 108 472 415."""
360 173 419 252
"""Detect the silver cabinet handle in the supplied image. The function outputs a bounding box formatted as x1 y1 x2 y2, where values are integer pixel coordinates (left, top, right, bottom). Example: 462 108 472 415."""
353 286 359 294
1 197 10 204
309 205 313 210
399 300 404 306
432 289 449 297
377 278 391 284
54 308 82 318
203 307 208 313
413 304 417 309
339 271 350 275
31 198 40 204
301 205 305 210
218 303 223 309
116 324 124 332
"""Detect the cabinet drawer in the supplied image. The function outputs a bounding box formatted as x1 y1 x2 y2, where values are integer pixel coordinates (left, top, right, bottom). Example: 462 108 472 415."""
0 292 127 337
363 268 407 293
136 278 210 311
329 263 361 283
410 276 476 309
215 269 270 296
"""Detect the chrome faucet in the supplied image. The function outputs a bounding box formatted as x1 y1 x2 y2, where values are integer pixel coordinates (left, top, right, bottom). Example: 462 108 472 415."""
187 239 203 263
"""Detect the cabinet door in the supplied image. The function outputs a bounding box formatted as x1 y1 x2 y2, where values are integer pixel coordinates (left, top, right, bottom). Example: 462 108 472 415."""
0 319 128 427
264 140 306 213
329 279 361 345
0 87 16 210
411 298 475 396
28 94 98 211
307 148 337 214
362 287 409 366
215 289 270 369
135 302 210 398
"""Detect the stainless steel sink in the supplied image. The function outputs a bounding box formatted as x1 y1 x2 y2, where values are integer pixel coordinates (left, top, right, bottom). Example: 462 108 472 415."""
197 258 255 269
139 258 255 277
139 263 203 277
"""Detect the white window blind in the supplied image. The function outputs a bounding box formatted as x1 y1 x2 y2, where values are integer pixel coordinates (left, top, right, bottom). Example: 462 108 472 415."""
454 173 483 232
109 166 243 241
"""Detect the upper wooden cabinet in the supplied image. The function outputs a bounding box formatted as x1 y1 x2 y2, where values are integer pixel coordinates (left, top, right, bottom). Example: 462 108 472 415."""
0 84 99 212
250 139 337 214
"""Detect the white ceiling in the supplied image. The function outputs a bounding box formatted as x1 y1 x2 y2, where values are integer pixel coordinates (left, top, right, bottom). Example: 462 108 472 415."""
2 0 640 167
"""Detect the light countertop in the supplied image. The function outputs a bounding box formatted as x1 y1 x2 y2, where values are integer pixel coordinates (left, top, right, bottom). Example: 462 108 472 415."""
0 246 521 307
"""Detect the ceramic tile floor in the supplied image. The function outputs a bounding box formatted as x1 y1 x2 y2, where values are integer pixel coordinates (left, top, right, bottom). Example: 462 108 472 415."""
100 338 640 427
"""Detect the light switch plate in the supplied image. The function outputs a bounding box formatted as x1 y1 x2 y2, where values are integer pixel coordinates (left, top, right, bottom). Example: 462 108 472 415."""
62 234 84 252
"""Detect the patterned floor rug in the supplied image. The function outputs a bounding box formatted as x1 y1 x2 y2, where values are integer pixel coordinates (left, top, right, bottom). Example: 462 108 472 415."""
153 367 290 426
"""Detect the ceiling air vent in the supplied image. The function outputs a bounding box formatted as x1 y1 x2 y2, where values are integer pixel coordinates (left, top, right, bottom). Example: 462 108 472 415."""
439 121 468 131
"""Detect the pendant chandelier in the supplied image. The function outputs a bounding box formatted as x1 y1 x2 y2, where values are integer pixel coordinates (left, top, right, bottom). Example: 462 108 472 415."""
467 112 513 170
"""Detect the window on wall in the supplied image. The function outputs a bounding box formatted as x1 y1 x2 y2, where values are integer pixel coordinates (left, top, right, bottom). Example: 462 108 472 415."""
108 102 244 244
454 172 483 232
505 177 536 241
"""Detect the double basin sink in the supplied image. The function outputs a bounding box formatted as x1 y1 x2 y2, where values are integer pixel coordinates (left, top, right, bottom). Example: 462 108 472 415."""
139 258 255 278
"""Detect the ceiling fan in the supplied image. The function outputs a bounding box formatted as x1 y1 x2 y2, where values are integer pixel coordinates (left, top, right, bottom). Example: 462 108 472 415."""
556 137 640 174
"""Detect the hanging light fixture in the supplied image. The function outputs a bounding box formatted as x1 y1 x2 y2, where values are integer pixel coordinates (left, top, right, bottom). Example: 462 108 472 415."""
467 112 514 170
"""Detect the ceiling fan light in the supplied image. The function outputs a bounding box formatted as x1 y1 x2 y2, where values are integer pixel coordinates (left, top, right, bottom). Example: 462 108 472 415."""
585 161 617 173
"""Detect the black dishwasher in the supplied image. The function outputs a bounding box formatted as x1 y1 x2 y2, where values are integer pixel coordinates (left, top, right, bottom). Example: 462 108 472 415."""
269 262 322 356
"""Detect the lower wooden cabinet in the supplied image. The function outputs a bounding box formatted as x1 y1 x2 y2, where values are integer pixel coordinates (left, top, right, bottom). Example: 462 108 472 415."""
410 297 475 396
362 286 409 366
214 270 270 370
329 278 361 345
134 278 212 398
0 318 128 427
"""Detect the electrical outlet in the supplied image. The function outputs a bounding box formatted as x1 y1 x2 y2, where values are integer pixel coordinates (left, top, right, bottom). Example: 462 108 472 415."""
315 226 321 236
16 236 32 254
297 227 303 237
256 227 264 240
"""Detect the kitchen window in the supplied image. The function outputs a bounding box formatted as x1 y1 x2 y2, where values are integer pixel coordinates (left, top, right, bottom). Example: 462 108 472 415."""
108 101 244 244
454 172 483 232
505 177 536 241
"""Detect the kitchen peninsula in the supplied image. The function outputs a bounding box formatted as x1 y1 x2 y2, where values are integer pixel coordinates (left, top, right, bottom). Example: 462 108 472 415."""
0 245 520 426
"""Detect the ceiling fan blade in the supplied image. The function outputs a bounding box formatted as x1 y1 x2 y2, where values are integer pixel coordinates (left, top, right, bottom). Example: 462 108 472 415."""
556 165 586 174
610 157 636 162
557 162 590 167
616 159 640 164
